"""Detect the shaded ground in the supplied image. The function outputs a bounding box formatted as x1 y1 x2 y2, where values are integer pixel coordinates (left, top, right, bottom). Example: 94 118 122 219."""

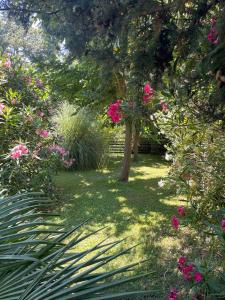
54 154 198 299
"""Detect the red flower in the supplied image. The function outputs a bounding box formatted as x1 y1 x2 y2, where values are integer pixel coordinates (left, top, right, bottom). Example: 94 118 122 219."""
177 206 185 217
168 288 178 300
182 264 194 281
3 59 12 68
143 83 154 103
107 100 122 123
144 83 151 94
194 272 203 282
178 256 186 265
171 215 179 230
208 18 219 45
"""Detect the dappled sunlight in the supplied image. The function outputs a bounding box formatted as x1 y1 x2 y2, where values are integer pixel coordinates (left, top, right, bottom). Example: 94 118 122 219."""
54 154 195 297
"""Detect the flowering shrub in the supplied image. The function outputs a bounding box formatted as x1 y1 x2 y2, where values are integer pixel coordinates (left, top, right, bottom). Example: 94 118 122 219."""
156 107 225 218
0 54 70 195
168 204 225 299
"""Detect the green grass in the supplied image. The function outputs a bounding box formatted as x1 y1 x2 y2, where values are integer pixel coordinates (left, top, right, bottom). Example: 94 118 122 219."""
54 154 189 299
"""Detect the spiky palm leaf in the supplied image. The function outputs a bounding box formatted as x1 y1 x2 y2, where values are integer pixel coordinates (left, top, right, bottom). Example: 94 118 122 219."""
0 192 154 299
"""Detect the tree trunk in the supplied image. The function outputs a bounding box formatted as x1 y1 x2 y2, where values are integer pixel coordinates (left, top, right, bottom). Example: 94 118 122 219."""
119 120 132 182
133 123 140 162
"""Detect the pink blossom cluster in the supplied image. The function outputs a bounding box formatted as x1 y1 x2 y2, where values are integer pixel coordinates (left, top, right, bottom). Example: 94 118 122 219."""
107 100 122 123
11 98 17 105
177 256 203 282
49 144 69 158
3 59 12 68
208 18 219 45
171 206 185 230
143 83 154 103
36 128 49 138
37 111 45 118
49 144 75 168
10 144 29 159
63 158 75 168
160 100 169 112
168 288 178 300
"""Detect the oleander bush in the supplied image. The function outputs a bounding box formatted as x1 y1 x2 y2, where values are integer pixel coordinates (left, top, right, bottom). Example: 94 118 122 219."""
156 106 225 219
0 53 70 195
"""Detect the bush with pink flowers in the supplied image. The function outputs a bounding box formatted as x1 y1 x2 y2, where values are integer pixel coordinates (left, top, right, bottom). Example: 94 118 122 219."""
0 54 71 195
168 203 225 299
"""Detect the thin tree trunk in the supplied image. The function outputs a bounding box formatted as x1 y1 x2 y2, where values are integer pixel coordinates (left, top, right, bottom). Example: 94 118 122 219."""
119 119 132 182
133 123 140 162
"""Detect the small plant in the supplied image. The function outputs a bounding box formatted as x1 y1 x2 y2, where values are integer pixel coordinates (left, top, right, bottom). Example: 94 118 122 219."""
0 192 154 299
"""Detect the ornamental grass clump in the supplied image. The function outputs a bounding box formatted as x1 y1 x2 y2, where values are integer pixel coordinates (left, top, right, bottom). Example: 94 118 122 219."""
53 101 110 170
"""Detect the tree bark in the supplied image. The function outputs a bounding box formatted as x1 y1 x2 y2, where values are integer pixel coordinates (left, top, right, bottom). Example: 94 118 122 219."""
119 119 132 182
133 123 140 162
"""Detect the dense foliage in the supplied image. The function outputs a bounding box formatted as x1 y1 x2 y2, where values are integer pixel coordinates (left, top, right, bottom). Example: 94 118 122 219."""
156 107 225 218
0 54 69 195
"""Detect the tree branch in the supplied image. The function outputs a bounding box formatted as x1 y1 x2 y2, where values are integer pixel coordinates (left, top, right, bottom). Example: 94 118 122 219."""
0 4 60 15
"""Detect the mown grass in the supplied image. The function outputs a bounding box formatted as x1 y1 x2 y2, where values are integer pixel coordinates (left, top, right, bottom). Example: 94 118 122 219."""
54 154 194 299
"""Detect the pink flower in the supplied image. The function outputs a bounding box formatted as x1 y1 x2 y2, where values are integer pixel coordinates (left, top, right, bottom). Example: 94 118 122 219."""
221 220 225 232
63 158 75 168
160 100 169 112
171 215 180 230
49 144 69 157
194 272 203 282
36 129 49 138
10 144 29 159
182 264 194 281
37 111 45 118
177 206 185 217
143 95 151 103
3 59 12 68
107 100 122 123
143 83 154 103
208 19 219 45
178 256 186 266
11 150 22 159
168 288 178 300
144 83 151 94
11 98 17 105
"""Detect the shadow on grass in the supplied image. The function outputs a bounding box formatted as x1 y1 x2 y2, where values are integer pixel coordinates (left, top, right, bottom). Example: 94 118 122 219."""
54 154 197 299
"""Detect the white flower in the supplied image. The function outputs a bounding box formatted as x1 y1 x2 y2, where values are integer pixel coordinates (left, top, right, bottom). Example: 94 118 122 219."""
165 152 173 161
158 179 165 188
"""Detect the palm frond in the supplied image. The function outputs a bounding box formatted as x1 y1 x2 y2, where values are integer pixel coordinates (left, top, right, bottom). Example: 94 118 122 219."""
0 192 156 299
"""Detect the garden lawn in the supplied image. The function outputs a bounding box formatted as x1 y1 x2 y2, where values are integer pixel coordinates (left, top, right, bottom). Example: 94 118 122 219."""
54 154 189 299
